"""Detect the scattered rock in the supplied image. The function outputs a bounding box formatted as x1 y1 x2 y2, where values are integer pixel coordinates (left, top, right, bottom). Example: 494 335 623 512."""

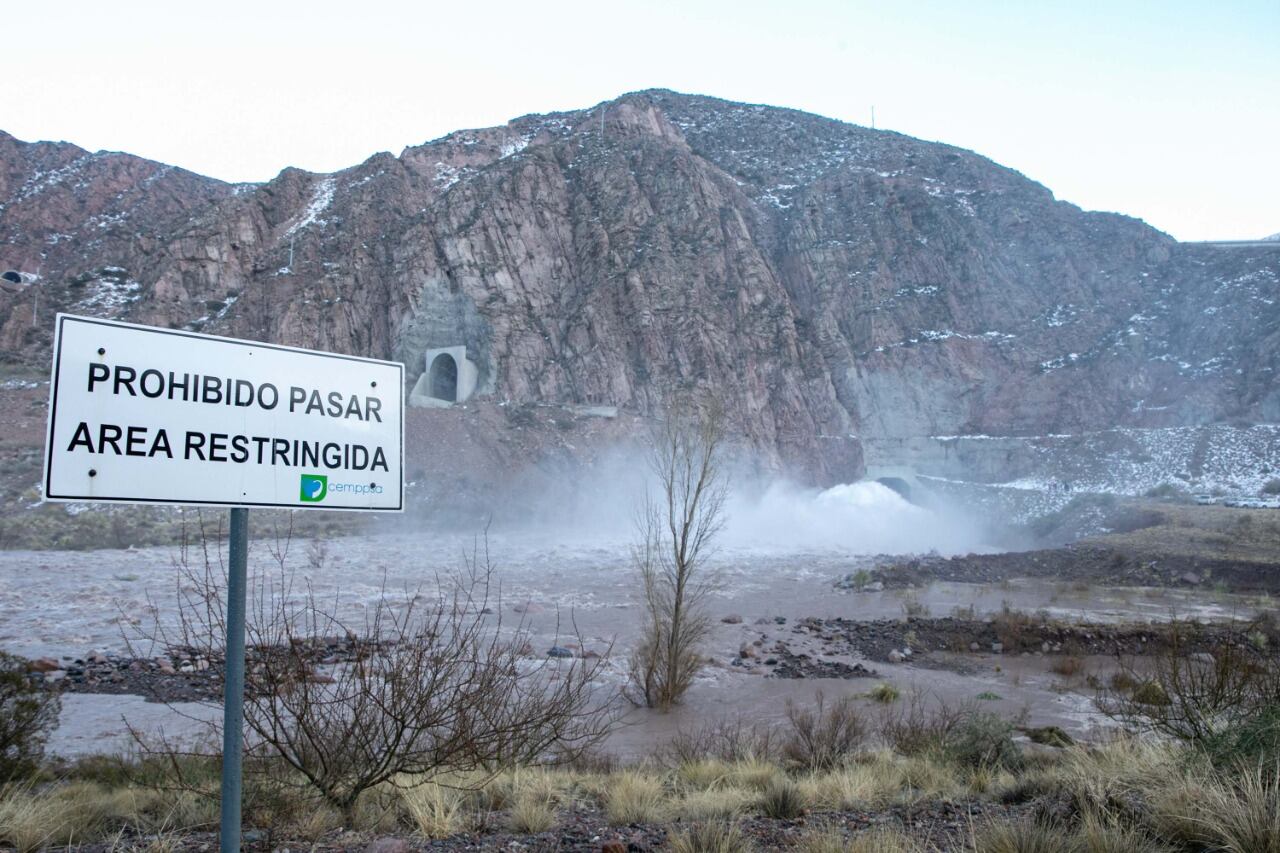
1022 726 1075 748
991 642 1004 654
27 657 60 673
363 839 410 853
600 841 627 853
739 644 758 659
721 614 743 624
1180 572 1202 585
888 650 905 663
547 646 575 659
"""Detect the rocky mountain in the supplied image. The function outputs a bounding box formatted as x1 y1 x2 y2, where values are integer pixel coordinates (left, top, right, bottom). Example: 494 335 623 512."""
2 90 1277 491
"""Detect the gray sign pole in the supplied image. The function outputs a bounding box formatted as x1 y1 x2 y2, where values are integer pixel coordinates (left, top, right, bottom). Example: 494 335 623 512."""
220 507 248 852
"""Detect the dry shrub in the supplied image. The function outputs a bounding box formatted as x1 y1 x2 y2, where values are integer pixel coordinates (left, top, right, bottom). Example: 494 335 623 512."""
605 772 666 825
130 533 615 824
878 692 968 756
664 716 777 765
783 691 867 770
668 820 755 853
1052 656 1086 677
1097 619 1280 747
0 650 61 784
992 603 1043 652
948 711 1023 770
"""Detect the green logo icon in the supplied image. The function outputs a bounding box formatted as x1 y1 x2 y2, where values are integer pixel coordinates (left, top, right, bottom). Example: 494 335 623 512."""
299 474 328 503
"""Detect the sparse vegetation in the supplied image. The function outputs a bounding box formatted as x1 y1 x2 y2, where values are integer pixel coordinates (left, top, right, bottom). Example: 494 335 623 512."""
629 397 727 710
127 535 615 826
782 691 867 770
0 651 60 784
1052 655 1086 677
668 820 755 853
869 682 901 703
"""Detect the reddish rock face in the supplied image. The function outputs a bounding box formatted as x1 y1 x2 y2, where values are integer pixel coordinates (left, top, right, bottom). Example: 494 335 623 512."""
1 91 1276 488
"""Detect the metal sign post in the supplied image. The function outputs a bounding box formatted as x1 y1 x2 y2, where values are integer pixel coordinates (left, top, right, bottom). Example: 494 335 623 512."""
42 314 405 849
220 507 248 853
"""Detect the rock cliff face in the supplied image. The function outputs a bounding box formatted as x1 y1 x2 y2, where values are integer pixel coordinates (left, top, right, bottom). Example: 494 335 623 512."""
2 91 1277 486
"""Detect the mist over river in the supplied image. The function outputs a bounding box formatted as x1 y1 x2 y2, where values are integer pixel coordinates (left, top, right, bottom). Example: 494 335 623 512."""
0 481 1264 758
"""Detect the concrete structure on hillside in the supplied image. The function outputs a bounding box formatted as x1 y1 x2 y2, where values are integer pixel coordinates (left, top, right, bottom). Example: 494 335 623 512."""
409 346 480 407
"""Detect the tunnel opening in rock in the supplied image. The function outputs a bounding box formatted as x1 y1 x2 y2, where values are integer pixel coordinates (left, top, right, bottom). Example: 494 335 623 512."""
875 476 913 502
1 271 21 284
429 353 458 402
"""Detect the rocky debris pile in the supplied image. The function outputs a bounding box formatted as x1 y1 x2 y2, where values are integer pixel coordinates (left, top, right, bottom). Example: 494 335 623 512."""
24 632 603 704
836 543 1280 594
727 628 878 680
788 615 1276 665
26 650 221 703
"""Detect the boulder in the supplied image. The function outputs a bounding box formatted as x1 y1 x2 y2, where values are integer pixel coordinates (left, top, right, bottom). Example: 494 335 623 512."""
721 613 743 624
27 657 60 673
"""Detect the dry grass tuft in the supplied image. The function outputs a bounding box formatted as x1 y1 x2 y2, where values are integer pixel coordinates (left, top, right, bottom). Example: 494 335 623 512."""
668 820 755 853
799 824 922 852
605 771 667 825
674 786 753 821
758 775 808 819
506 788 558 834
677 758 731 790
721 757 783 792
401 782 466 839
1192 763 1280 853
973 818 1079 853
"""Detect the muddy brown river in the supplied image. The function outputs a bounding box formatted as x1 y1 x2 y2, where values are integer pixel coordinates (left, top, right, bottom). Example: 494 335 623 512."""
1 518 1264 760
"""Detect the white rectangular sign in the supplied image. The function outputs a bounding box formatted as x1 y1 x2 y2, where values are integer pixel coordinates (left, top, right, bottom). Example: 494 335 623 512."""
44 314 404 511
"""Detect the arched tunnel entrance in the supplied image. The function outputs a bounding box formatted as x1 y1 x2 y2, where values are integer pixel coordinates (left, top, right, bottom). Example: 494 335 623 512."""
429 353 458 402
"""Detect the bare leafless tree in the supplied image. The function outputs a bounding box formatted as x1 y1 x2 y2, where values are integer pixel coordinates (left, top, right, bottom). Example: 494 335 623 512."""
628 397 728 710
130 526 615 825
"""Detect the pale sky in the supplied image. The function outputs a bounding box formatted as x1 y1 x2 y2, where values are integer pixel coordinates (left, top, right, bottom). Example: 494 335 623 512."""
3 0 1276 241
